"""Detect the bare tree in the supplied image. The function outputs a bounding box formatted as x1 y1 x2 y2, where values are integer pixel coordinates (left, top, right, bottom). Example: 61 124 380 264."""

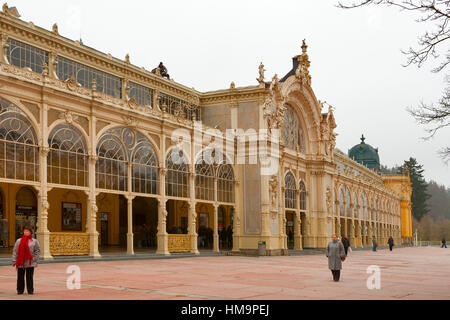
337 0 450 163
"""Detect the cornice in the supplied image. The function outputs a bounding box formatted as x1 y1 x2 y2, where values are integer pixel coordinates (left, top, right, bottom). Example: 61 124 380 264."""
0 13 200 102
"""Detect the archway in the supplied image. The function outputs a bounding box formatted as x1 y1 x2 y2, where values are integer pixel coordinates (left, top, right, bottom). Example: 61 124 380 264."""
15 187 37 240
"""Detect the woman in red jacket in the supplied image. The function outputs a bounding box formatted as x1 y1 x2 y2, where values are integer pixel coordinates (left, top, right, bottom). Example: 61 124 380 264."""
12 226 41 295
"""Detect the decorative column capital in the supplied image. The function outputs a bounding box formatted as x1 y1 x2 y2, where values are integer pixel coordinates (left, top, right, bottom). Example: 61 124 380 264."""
160 167 168 176
40 146 50 157
89 154 99 163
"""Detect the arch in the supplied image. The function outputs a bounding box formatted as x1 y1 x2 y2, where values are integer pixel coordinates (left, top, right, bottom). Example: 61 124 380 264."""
217 164 234 204
353 192 358 219
48 124 88 187
0 98 39 182
345 187 351 217
339 186 345 217
165 147 189 198
282 103 306 153
281 76 322 150
299 180 307 211
131 134 159 195
15 186 38 238
284 171 297 210
195 150 215 201
96 127 128 191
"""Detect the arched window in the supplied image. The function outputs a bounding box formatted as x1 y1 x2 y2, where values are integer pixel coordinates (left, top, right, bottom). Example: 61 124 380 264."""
339 187 345 217
360 194 364 220
96 128 128 191
131 136 159 195
364 194 368 220
217 164 234 204
282 104 306 152
97 127 159 194
353 193 358 218
299 181 307 211
166 148 189 198
0 98 39 182
285 172 297 209
334 190 338 216
195 151 215 201
345 188 351 217
48 124 88 187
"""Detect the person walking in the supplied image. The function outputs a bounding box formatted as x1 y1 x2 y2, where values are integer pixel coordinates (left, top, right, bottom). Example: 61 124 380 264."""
12 226 40 295
388 236 394 251
341 235 350 255
442 238 447 248
372 236 377 252
326 234 346 282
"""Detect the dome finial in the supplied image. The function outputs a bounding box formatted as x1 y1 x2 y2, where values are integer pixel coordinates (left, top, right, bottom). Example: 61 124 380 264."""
361 134 366 144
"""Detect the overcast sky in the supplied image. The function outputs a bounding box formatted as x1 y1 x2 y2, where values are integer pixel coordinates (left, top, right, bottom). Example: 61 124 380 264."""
9 0 450 187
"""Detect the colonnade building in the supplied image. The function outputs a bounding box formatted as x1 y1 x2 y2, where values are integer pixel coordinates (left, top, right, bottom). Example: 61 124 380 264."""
0 5 412 258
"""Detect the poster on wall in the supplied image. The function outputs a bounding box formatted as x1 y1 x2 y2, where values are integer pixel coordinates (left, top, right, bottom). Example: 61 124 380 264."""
199 213 209 229
62 202 82 231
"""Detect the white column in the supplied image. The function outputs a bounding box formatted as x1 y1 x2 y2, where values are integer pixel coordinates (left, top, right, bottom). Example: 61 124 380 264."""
36 101 52 260
156 198 169 255
213 203 219 252
36 186 52 260
86 154 101 258
126 195 135 255
188 200 199 255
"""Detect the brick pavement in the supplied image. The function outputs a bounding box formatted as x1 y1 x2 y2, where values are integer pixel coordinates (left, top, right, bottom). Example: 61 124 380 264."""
0 246 448 300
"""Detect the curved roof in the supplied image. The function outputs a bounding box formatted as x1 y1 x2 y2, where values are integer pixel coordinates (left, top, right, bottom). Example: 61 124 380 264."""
348 135 380 172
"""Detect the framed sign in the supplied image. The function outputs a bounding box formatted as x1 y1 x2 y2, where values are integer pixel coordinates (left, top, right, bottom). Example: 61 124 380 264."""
199 213 209 229
62 202 82 231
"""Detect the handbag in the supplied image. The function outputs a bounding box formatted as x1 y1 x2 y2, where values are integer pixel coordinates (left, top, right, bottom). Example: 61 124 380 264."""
340 244 346 262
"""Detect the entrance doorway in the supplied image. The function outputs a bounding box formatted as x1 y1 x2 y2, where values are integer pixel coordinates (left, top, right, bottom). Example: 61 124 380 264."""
116 195 158 252
15 187 37 240
286 211 295 250
100 212 109 246
218 206 233 251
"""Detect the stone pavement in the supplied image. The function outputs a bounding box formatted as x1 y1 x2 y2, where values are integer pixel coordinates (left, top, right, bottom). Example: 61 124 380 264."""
0 246 449 300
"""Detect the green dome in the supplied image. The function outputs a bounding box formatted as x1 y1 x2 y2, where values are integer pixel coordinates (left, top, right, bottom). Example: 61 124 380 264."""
348 135 380 172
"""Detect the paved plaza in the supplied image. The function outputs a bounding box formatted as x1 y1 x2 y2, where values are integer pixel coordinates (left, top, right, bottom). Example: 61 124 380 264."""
0 247 449 300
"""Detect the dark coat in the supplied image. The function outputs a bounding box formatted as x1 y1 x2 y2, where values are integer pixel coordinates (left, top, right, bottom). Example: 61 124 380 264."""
342 237 350 249
388 237 394 246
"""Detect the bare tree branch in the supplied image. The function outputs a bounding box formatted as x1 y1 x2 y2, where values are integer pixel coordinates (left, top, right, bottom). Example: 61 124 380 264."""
338 0 450 162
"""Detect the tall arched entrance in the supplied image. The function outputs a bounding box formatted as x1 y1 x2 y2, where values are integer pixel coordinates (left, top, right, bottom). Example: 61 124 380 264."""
15 187 37 240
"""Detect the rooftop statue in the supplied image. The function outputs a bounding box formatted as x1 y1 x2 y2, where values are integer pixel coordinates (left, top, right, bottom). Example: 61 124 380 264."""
152 62 170 80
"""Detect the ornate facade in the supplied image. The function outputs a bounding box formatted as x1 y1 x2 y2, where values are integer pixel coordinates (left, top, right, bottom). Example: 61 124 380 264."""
0 5 412 258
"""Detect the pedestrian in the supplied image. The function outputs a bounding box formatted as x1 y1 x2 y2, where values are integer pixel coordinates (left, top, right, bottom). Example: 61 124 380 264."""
12 226 40 295
388 236 394 251
372 236 377 252
341 235 350 255
325 234 346 282
442 238 447 248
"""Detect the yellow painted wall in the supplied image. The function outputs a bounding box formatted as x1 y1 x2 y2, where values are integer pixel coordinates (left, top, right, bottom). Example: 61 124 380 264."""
383 174 413 239
47 188 87 233
96 193 120 246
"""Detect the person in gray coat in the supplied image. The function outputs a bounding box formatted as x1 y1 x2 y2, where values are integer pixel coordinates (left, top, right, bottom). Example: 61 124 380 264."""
326 234 346 282
12 226 40 295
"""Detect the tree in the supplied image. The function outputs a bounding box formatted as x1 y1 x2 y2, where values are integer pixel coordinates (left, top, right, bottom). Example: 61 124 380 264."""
337 0 450 163
404 157 431 220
